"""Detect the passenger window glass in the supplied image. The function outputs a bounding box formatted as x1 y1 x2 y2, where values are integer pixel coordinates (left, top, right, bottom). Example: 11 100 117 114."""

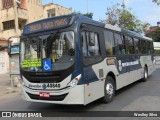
141 40 146 54
81 32 87 56
81 31 101 66
146 41 152 54
125 36 134 54
115 33 126 55
134 38 140 54
82 31 100 57
104 30 115 55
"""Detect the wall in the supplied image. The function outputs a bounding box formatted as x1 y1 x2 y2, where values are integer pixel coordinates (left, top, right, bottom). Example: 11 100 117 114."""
0 50 9 74
27 0 43 23
43 3 72 18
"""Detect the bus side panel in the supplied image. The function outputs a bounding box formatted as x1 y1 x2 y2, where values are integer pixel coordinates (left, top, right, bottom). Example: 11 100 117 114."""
84 80 105 105
115 55 142 89
140 55 156 76
83 59 119 104
83 60 105 105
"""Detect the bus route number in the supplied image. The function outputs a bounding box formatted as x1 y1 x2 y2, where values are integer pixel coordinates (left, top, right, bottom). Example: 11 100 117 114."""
47 83 61 88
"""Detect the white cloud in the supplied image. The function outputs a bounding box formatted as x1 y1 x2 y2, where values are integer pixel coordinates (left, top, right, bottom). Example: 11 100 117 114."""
145 16 160 22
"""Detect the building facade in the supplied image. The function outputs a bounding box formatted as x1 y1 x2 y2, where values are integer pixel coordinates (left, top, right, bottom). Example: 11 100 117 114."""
145 22 160 34
0 0 72 42
0 40 9 74
43 3 72 18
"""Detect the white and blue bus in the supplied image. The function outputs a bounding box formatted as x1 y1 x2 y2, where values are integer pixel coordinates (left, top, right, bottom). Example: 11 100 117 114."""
19 14 156 105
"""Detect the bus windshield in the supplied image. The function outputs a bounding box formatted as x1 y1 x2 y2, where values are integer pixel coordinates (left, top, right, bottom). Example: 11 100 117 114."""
20 31 75 72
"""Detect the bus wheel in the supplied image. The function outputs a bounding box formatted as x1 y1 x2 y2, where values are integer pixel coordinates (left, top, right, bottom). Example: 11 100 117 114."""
142 67 148 82
102 76 115 103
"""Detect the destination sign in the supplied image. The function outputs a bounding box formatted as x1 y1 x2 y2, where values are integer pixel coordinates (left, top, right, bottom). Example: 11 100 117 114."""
23 16 72 34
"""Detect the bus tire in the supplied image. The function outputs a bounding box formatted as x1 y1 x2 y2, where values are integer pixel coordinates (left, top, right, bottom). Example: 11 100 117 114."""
141 67 148 82
102 76 115 103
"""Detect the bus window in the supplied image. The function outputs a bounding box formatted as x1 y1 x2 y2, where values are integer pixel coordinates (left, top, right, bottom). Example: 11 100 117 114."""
141 40 147 54
81 31 100 57
134 38 140 54
125 36 134 54
104 30 115 55
114 33 126 55
87 32 100 56
81 31 101 65
146 41 153 54
81 32 88 56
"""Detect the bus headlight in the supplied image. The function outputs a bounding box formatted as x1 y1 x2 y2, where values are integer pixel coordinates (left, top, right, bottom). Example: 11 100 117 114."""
67 74 82 87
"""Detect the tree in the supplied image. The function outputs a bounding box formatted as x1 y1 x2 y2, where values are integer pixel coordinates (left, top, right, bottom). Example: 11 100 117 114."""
152 0 160 5
83 12 93 19
104 3 150 33
118 9 137 30
73 11 93 19
146 27 160 42
105 3 121 25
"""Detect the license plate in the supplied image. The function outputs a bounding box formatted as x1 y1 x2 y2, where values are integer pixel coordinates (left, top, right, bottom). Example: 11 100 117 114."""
39 92 50 98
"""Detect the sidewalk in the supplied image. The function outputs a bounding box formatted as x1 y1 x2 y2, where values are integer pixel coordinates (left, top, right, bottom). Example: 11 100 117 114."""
0 73 21 99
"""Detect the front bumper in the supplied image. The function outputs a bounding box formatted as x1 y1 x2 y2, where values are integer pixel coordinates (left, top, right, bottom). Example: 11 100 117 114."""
22 85 85 105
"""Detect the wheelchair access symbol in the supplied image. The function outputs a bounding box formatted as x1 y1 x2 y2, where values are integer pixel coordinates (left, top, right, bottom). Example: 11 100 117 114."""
43 59 52 71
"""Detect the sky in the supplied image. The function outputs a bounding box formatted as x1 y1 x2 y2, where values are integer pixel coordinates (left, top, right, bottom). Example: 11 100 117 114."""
42 0 160 26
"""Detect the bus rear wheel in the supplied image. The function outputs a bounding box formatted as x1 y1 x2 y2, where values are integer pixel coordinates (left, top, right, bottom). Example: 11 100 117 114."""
141 66 148 82
102 76 115 103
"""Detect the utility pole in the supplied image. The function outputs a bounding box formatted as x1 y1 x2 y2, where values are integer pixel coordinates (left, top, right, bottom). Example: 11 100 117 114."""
87 0 88 13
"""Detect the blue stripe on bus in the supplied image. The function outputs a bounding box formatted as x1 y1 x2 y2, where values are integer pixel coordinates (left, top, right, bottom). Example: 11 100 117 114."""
78 66 99 85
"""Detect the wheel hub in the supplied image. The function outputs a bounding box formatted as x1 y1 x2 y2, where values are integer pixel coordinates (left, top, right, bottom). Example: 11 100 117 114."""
145 70 148 79
106 83 113 96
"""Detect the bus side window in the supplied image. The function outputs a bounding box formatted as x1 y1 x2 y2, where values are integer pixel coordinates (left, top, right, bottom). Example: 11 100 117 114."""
146 41 151 54
125 36 134 55
81 32 88 56
104 30 115 55
81 31 100 57
81 31 101 66
86 32 100 56
141 40 146 54
134 38 140 54
114 33 126 55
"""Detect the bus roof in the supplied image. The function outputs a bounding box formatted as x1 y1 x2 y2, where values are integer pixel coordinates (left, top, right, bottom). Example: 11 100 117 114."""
121 29 153 41
22 14 153 41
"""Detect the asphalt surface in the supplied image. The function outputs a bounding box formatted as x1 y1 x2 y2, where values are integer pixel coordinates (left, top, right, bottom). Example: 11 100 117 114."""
0 68 160 120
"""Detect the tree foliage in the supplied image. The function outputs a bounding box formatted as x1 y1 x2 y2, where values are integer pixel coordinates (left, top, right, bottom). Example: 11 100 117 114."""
104 3 150 33
152 0 160 5
73 11 93 19
146 27 160 42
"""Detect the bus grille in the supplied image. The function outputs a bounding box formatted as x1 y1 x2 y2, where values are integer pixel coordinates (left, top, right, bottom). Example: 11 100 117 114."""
26 92 68 101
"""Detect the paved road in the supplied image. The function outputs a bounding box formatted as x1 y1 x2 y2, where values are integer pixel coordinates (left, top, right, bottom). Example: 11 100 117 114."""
1 69 160 120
